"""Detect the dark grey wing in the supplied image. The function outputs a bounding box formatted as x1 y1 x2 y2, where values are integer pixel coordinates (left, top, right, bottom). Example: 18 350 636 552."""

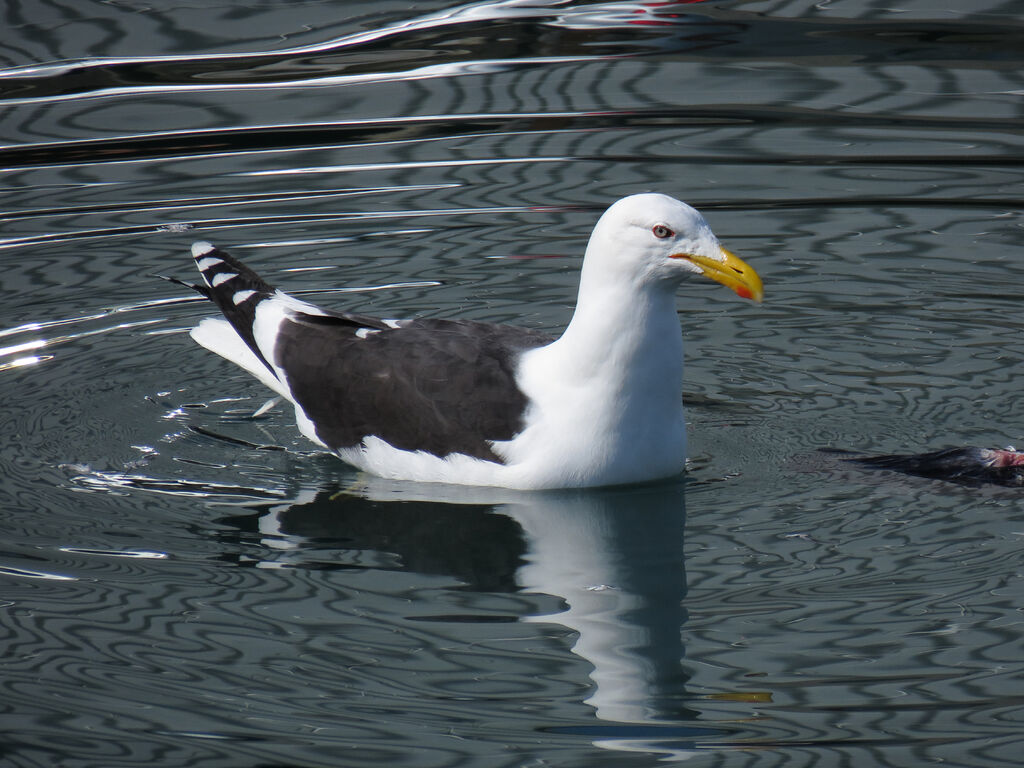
187 241 554 461
274 315 554 462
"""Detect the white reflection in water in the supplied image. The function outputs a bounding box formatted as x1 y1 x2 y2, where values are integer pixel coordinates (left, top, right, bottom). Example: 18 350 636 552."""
253 477 698 760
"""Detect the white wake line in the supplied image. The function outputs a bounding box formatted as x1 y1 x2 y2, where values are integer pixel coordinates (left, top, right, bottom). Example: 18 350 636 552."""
0 0 581 80
0 56 600 108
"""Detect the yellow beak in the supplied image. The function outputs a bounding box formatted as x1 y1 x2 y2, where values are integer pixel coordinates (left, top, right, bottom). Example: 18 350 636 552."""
672 247 764 302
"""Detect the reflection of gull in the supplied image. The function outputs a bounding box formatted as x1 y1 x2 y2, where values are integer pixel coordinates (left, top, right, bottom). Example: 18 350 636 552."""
77 464 708 757
508 485 698 760
253 477 701 759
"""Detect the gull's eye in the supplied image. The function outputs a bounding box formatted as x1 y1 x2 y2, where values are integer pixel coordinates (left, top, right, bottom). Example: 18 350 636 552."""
652 224 674 239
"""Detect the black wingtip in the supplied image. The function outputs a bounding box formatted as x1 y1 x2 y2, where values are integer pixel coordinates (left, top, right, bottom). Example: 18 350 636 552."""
190 241 276 297
186 242 279 378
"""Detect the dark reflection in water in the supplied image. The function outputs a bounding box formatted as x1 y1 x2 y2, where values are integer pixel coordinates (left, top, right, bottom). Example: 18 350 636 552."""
229 487 527 590
1 0 1023 766
238 481 697 749
2 472 698 765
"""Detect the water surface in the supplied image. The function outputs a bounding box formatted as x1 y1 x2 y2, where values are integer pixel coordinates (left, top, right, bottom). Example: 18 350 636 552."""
1 1 1022 766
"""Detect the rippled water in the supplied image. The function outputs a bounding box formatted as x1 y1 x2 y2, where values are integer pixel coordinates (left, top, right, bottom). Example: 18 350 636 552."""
2 1 1022 766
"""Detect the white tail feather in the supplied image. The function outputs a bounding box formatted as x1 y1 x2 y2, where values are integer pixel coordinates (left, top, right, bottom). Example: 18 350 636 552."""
190 318 291 399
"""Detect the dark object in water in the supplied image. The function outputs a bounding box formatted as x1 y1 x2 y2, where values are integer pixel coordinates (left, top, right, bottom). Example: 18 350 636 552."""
854 446 1024 487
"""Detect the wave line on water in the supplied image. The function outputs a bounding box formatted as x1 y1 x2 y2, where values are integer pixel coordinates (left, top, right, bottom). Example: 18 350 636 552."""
236 155 572 178
0 56 598 108
3 107 1018 172
0 565 77 581
0 202 572 251
0 0 582 79
1 184 461 224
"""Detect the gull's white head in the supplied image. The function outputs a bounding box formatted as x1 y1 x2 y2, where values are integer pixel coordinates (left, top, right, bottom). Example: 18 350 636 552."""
584 193 763 301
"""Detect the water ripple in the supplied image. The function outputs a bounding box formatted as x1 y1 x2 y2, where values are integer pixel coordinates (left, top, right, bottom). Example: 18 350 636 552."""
2 0 1023 765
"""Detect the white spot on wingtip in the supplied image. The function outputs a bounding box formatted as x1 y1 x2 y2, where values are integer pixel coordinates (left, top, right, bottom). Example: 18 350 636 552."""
191 241 215 258
232 289 257 305
355 328 380 339
196 256 224 271
211 272 236 287
382 318 404 329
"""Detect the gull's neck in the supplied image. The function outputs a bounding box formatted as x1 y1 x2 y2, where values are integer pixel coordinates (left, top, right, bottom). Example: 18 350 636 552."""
547 268 685 393
503 247 689 488
506 267 687 488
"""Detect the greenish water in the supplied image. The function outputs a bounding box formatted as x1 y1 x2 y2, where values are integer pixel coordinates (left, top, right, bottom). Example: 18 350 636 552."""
1 1 1022 766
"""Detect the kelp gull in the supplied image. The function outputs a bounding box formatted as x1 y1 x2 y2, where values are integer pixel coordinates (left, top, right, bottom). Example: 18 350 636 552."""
184 193 763 489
